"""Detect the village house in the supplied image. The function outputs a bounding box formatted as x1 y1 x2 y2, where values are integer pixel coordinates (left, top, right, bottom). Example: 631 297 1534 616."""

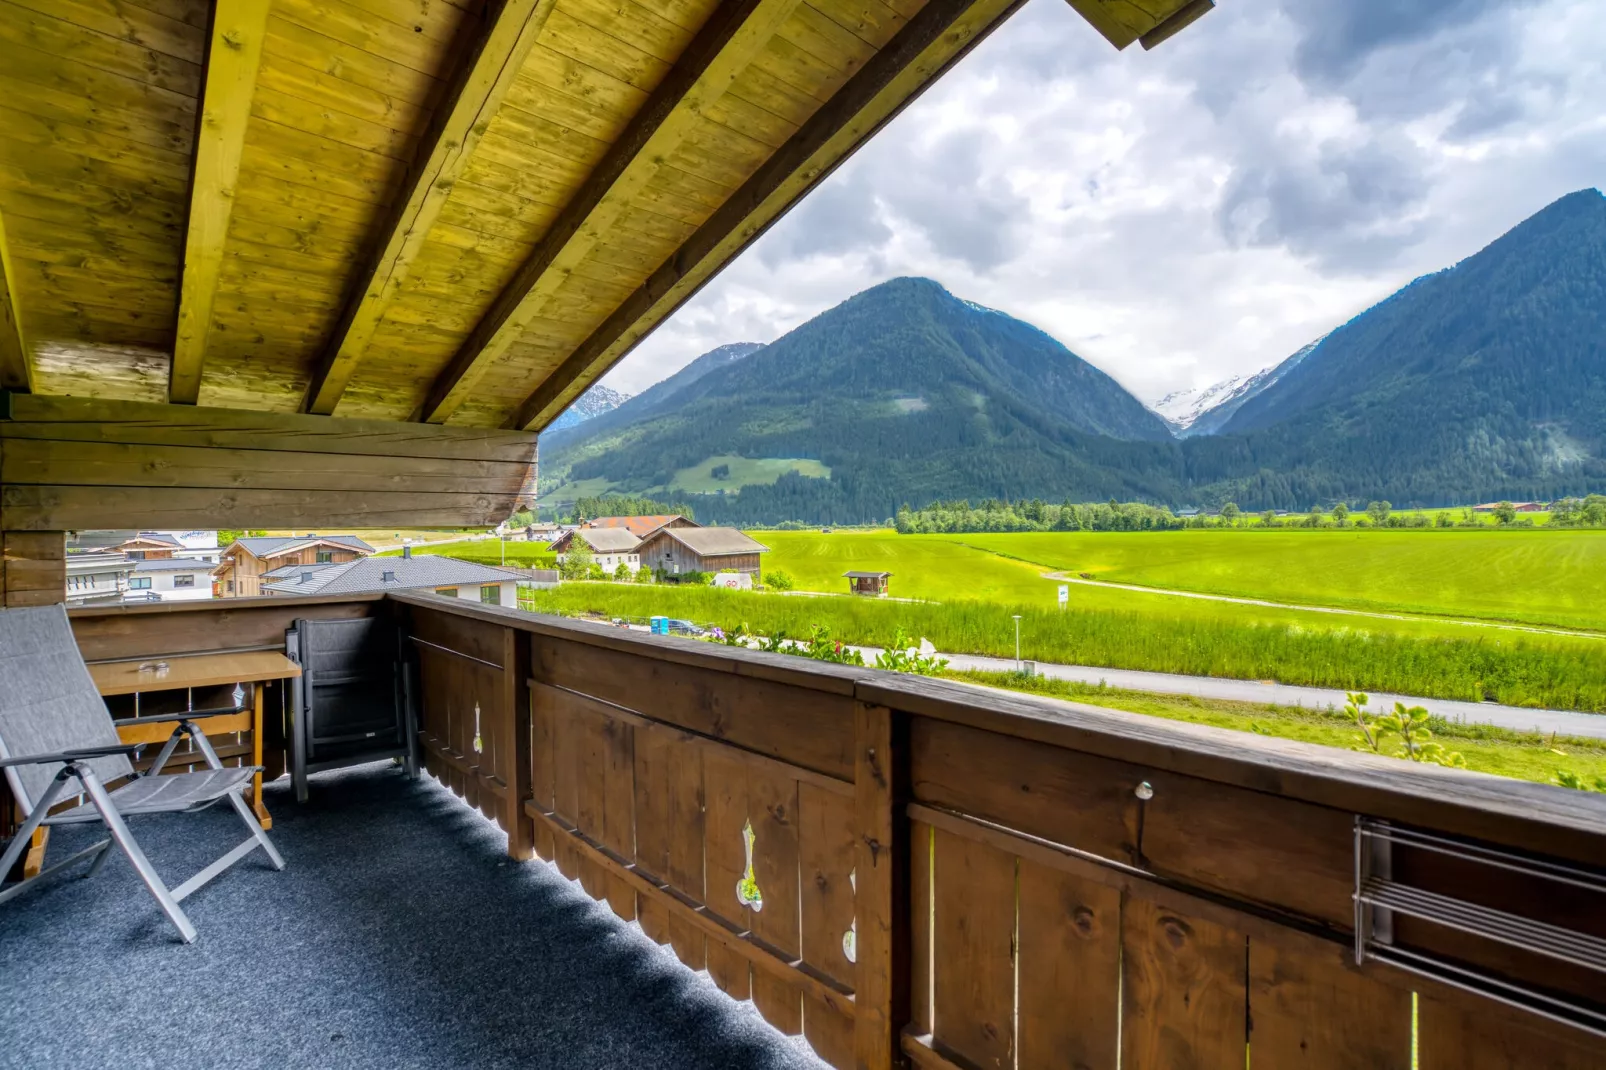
213 535 374 597
636 526 768 580
581 514 696 539
260 550 521 607
548 527 641 575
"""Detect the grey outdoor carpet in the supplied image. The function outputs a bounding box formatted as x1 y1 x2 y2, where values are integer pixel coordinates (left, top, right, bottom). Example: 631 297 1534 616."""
0 764 828 1070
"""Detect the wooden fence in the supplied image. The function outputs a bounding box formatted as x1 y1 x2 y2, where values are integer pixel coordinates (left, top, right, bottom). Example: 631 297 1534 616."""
393 593 1606 1070
44 593 1603 1069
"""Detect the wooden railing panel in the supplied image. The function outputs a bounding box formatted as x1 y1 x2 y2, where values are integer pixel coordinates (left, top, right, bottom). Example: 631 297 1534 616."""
703 746 754 1000
1121 892 1248 1068
1248 936 1412 1068
750 760 804 1034
538 636 855 780
912 715 1355 928
1016 859 1119 1070
69 593 384 662
931 826 1016 1069
390 597 1606 1069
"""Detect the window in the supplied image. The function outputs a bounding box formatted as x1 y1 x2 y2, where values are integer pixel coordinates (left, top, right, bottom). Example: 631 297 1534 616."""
227 580 235 593
173 575 195 588
480 584 500 605
129 577 151 590
435 587 457 597
316 550 333 563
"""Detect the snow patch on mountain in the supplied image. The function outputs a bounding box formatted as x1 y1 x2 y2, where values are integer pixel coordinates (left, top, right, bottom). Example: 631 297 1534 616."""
547 384 632 431
1149 334 1326 437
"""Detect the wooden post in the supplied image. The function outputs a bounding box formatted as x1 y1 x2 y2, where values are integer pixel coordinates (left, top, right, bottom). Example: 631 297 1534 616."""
854 702 910 1069
504 624 535 860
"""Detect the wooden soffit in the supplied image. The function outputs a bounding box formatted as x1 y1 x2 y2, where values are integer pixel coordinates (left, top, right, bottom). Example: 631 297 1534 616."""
0 0 1213 433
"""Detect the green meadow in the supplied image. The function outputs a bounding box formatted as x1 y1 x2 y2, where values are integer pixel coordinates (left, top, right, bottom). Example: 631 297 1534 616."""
520 583 1606 713
950 529 1606 632
756 530 1606 637
377 539 557 568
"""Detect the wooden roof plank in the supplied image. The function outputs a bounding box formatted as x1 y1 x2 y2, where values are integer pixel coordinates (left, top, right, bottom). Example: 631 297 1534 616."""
508 0 1026 430
0 205 32 391
169 0 272 405
419 0 806 425
302 0 558 416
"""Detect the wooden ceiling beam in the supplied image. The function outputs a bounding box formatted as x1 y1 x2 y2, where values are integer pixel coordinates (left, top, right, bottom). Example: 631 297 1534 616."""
302 0 557 416
169 0 271 405
506 0 1026 432
0 206 31 394
417 0 805 426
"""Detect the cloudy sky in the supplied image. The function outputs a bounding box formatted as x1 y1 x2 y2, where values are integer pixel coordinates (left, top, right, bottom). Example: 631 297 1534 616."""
601 0 1606 404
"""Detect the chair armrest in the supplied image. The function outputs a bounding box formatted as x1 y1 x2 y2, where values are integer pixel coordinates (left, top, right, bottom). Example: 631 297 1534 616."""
0 741 147 769
120 702 249 727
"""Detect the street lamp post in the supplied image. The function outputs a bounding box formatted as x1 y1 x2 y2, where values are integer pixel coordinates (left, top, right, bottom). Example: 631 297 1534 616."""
1012 614 1022 673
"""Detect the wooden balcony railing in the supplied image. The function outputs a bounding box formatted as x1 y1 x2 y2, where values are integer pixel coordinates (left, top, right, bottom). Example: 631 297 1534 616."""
34 593 1606 1069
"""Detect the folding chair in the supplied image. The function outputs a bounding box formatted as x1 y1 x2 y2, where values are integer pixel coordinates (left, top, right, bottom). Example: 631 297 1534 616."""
0 605 284 943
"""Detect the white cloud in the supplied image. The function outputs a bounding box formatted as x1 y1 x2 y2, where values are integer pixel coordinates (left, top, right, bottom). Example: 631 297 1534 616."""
602 0 1606 403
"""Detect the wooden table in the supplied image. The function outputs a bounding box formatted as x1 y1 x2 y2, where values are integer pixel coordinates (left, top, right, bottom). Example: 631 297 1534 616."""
90 651 301 830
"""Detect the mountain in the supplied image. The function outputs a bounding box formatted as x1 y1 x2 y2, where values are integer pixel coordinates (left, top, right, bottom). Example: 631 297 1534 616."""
1177 340 1320 437
540 192 1606 521
1188 187 1606 505
541 277 1180 520
546 384 632 432
542 342 764 449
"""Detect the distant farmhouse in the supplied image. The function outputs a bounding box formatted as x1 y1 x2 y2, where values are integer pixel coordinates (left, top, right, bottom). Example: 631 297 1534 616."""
1472 501 1548 513
637 526 768 580
260 550 522 606
551 515 768 581
549 527 641 574
214 534 373 597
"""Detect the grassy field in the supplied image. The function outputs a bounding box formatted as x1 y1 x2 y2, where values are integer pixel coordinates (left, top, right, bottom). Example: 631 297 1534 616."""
522 584 1606 712
951 529 1606 631
758 530 1606 639
667 454 829 494
949 672 1606 790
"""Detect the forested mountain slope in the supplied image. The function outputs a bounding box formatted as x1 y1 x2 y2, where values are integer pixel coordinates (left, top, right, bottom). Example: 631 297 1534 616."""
540 192 1606 521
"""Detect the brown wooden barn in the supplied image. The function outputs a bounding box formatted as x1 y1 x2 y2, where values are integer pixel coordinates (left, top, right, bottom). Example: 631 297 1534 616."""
637 525 767 578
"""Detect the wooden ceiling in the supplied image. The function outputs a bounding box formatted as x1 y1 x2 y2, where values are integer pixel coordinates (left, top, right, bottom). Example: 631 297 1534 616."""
0 0 1211 432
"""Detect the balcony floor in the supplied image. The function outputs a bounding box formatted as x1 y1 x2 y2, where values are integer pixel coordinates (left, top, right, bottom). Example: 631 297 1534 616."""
0 765 826 1070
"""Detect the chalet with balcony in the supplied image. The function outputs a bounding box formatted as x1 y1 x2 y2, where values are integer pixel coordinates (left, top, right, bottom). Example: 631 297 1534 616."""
6 2 1603 1068
213 536 374 598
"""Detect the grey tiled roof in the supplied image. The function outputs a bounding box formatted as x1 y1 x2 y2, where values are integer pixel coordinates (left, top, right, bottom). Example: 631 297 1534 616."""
262 556 521 597
232 535 375 558
571 528 640 552
646 527 768 556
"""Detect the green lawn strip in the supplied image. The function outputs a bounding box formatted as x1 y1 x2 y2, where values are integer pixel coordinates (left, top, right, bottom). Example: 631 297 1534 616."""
945 670 1606 789
376 539 557 568
520 584 1606 713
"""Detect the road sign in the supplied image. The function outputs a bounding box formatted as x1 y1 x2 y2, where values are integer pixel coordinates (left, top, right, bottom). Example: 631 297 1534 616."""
1058 584 1069 606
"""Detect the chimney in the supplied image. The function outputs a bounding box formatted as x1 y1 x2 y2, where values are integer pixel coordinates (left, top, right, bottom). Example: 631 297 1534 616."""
301 571 312 583
402 539 412 559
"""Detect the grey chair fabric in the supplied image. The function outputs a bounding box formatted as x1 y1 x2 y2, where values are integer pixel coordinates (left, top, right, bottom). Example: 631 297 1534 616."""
0 604 285 942
43 766 257 824
0 605 132 809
